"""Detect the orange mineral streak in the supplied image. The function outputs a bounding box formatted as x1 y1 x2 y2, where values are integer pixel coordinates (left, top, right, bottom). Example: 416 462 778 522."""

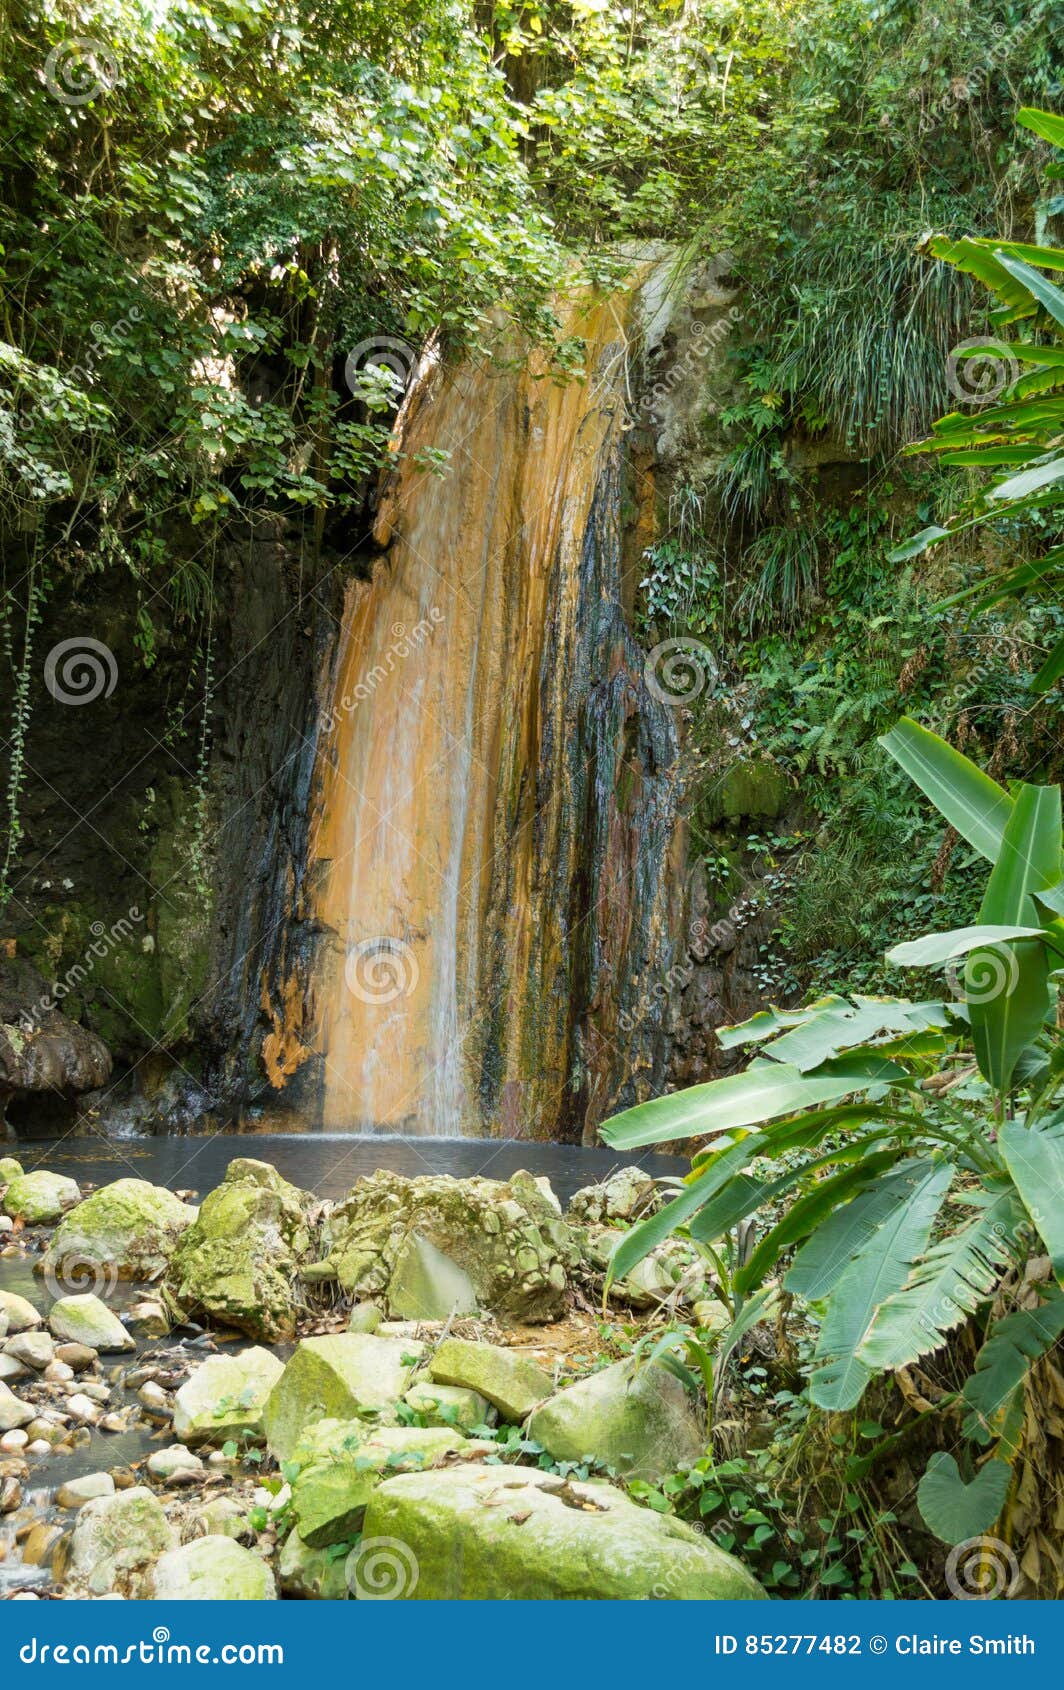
309 280 654 1135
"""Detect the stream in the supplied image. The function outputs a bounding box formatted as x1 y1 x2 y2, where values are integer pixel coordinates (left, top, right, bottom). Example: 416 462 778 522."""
0 1134 683 1596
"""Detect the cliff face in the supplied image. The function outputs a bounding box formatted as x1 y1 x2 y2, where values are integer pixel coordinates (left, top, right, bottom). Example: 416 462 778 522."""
302 271 687 1139
4 249 785 1140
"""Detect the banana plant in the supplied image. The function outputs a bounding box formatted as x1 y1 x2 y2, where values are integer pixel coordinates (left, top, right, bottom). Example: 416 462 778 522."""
601 717 1064 1543
889 107 1064 692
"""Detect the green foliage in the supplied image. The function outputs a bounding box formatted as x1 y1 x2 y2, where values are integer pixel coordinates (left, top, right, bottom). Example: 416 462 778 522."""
600 721 1064 1544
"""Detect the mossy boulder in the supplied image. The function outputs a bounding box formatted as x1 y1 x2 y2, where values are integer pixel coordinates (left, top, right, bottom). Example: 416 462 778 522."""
290 1420 480 1547
3 1169 81 1224
526 1356 706 1482
386 1231 479 1320
148 1536 276 1600
48 1292 135 1353
403 1380 495 1432
42 1178 197 1284
278 1527 350 1599
0 1157 23 1184
315 1169 574 1323
67 1486 175 1595
172 1346 284 1446
361 1465 765 1600
264 1333 425 1461
429 1338 553 1422
166 1159 313 1341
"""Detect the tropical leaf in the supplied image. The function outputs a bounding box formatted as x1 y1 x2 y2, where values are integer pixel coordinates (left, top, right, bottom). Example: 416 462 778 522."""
734 1149 903 1295
968 784 1059 1093
987 455 1064 502
599 1053 905 1150
917 1453 1012 1545
786 1157 942 1301
1032 632 1064 694
961 1286 1064 1445
878 718 1013 864
887 925 1044 967
857 1192 1020 1372
999 1116 1064 1284
991 250 1064 331
1018 107 1064 150
805 1160 953 1411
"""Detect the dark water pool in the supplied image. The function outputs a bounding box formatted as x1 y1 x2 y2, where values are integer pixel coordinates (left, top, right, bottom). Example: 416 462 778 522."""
6 1134 685 1207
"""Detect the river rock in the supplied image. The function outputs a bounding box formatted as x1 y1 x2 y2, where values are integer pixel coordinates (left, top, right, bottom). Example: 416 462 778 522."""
0 1354 25 1383
68 1486 175 1594
264 1333 425 1461
316 1168 573 1323
188 1496 252 1542
125 1300 169 1336
0 1381 34 1432
526 1355 705 1481
362 1464 765 1600
56 1473 115 1508
347 1301 383 1334
2 1170 80 1224
165 1159 313 1341
147 1444 204 1482
278 1527 349 1599
55 1341 96 1372
428 1338 552 1422
0 1157 22 1184
567 1167 659 1225
385 1231 478 1321
42 1179 197 1285
48 1293 135 1353
148 1535 276 1599
4 1330 54 1371
289 1420 478 1548
172 1345 284 1447
580 1226 711 1308
403 1380 495 1431
0 1290 42 1333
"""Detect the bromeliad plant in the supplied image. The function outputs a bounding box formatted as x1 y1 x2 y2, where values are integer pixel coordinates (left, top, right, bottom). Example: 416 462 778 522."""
602 715 1064 1545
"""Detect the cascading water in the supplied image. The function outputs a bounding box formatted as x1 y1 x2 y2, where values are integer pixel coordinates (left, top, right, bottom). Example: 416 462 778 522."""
303 263 686 1138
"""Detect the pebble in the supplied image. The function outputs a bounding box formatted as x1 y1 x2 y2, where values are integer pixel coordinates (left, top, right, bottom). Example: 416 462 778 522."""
25 1440 52 1456
55 1343 97 1373
0 1475 22 1512
99 1412 130 1433
21 1522 63 1568
147 1444 203 1482
0 1355 25 1384
0 1217 13 1235
72 1381 110 1404
109 1466 136 1490
3 1332 54 1371
43 1360 75 1384
66 1393 102 1425
0 1429 28 1452
126 1301 169 1338
137 1381 171 1421
56 1472 115 1509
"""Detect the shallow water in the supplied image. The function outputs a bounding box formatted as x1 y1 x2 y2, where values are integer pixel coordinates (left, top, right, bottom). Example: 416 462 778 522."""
5 1133 685 1208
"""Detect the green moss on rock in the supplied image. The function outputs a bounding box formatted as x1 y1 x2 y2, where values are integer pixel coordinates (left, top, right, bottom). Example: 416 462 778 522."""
42 1178 197 1282
360 1465 766 1600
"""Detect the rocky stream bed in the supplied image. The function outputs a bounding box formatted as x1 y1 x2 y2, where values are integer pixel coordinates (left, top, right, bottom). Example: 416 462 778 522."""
0 1151 765 1602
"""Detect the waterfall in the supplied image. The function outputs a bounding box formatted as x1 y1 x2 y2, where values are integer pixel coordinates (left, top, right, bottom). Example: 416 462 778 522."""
304 266 685 1138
